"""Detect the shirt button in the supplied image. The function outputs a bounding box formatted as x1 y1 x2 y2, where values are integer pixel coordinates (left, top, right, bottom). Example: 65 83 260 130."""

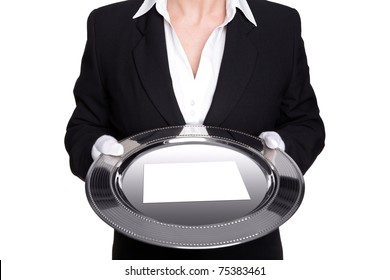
190 100 195 106
190 111 195 116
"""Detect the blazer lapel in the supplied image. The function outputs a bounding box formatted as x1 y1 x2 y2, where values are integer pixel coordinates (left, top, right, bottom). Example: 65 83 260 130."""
133 7 185 125
204 11 257 126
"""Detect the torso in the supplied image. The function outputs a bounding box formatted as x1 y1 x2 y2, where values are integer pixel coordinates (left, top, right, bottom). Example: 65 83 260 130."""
168 3 226 77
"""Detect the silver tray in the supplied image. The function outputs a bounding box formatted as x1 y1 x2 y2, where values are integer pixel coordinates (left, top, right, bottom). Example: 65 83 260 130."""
86 126 304 249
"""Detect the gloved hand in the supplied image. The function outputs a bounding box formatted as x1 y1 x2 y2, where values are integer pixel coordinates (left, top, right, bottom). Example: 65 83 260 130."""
91 135 124 160
259 131 285 151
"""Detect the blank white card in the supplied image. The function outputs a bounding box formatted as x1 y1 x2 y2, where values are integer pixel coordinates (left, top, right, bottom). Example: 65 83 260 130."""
143 161 250 203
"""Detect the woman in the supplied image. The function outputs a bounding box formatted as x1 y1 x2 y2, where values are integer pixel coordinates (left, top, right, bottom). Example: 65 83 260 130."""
65 0 325 259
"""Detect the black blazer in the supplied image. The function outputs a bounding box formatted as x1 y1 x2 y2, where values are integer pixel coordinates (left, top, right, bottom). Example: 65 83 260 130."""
65 0 325 259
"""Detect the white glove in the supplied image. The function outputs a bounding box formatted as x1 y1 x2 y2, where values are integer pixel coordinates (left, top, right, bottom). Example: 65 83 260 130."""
259 131 285 151
91 135 124 160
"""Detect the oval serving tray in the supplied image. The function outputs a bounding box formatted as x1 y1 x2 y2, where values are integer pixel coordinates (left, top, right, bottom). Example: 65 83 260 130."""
86 125 304 249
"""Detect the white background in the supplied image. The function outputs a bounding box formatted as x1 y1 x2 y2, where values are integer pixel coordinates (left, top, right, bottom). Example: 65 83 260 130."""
0 0 389 279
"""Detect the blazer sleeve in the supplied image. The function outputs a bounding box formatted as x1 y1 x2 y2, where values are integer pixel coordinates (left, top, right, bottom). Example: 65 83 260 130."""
65 10 111 181
275 10 325 174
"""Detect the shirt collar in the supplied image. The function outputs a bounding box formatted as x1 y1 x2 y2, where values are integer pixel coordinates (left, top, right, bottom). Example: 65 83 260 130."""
132 0 257 27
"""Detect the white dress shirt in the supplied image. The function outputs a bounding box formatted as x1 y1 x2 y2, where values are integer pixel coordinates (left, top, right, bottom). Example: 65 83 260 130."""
133 0 257 125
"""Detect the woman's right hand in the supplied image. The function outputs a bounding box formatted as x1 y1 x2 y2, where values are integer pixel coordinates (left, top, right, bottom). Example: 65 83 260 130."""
91 135 124 160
